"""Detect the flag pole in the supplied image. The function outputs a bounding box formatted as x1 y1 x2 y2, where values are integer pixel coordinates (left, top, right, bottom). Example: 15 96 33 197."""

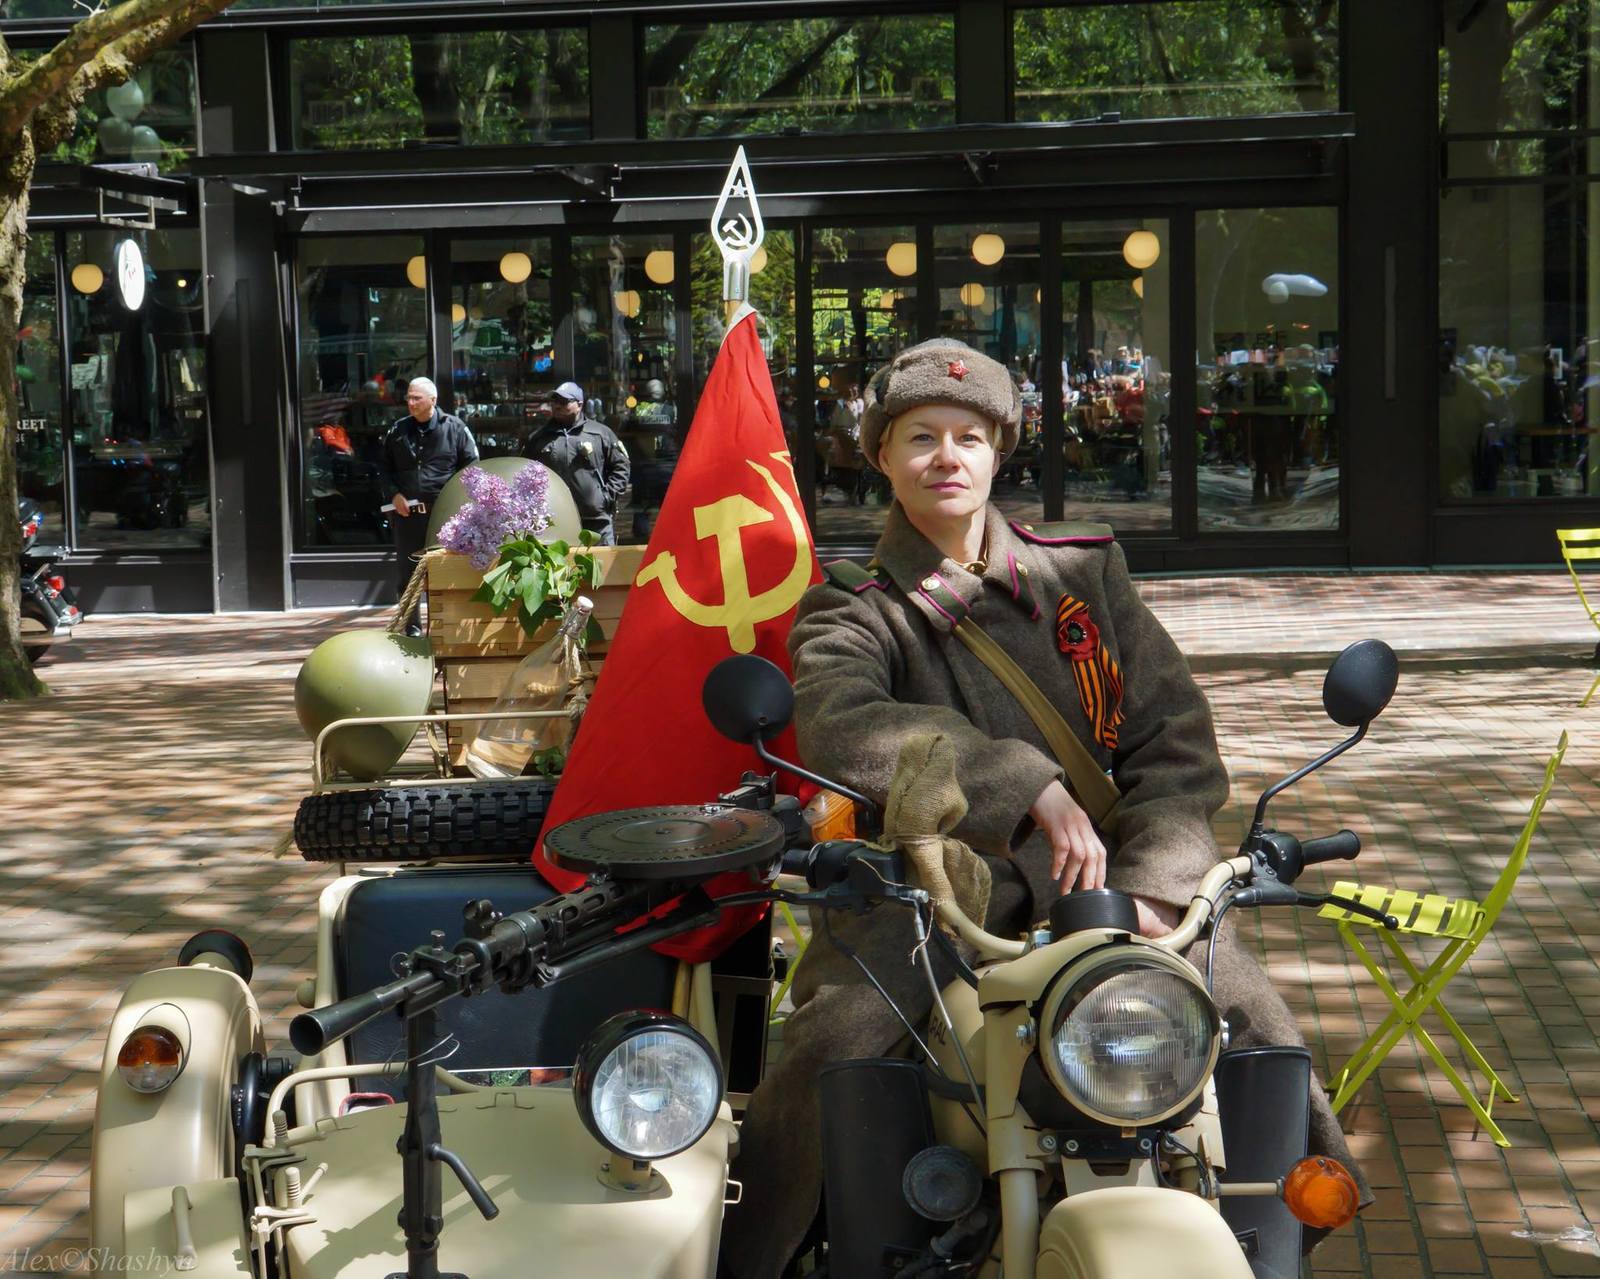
712 145 765 329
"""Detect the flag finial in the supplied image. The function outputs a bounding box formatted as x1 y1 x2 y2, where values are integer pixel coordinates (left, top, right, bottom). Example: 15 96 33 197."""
712 146 765 309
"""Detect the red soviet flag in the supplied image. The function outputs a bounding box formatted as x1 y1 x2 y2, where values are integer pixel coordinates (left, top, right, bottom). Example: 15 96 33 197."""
533 310 821 962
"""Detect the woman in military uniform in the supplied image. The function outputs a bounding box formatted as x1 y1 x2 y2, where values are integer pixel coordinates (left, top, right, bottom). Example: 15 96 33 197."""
721 338 1366 1278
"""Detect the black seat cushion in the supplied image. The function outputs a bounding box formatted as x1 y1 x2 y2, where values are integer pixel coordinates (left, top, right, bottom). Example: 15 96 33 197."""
335 865 677 1098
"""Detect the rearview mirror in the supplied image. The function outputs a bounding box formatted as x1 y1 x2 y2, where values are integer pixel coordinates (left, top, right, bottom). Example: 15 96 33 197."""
703 655 794 746
1322 639 1398 727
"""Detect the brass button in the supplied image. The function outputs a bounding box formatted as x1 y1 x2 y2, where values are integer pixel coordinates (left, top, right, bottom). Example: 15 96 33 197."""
921 576 940 591
1018 563 1030 577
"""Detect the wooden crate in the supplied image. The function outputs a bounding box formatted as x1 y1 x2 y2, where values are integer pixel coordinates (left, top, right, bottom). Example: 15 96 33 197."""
426 547 644 770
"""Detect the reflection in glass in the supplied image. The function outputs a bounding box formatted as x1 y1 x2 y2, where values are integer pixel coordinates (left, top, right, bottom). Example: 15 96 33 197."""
295 236 429 548
16 235 64 546
1195 208 1339 531
571 236 676 544
63 230 210 549
1060 220 1173 532
287 29 589 150
13 46 197 170
1439 184 1597 501
1440 0 1597 142
691 231 799 454
935 224 1043 527
644 15 955 138
1013 2 1337 122
450 239 556 462
810 226 917 545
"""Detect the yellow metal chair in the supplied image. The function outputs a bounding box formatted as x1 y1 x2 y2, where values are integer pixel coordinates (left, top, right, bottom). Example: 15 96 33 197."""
1318 734 1566 1146
1556 527 1600 707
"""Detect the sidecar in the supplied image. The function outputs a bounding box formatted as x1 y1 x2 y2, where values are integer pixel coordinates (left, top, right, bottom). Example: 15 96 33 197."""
89 852 774 1277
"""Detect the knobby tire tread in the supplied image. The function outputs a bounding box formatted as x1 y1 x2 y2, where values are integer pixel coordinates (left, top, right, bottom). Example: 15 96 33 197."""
294 781 555 862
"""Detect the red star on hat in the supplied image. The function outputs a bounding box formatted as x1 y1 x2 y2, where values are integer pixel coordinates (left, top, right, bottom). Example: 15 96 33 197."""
947 359 969 380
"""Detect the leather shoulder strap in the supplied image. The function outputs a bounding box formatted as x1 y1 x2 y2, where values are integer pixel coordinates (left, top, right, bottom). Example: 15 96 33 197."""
951 616 1121 825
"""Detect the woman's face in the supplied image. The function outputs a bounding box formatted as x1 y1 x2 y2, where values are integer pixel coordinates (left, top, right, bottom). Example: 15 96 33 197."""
878 404 999 522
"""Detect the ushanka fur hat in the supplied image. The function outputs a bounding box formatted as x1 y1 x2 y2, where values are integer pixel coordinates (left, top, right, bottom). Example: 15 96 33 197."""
860 338 1023 470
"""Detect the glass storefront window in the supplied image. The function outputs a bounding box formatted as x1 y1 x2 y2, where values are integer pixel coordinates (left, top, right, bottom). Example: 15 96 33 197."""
1060 219 1173 532
691 230 799 450
571 235 677 544
1194 207 1340 532
1013 2 1338 123
936 223 1043 527
1441 0 1597 140
11 46 196 170
643 14 955 139
810 226 917 546
16 234 64 546
1439 183 1597 501
450 239 556 461
295 236 429 548
286 28 589 150
64 229 210 550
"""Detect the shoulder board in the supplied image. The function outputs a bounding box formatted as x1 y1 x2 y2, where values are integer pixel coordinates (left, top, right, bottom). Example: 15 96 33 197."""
821 558 889 593
1009 519 1115 546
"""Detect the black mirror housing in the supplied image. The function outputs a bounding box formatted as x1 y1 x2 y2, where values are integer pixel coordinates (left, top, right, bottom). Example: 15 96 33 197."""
1322 639 1398 727
703 654 795 746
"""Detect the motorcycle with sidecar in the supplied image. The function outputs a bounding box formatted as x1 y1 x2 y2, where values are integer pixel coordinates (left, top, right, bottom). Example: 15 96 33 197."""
88 640 1399 1278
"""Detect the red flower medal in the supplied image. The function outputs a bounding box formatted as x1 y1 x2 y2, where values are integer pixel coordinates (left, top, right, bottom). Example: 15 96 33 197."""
1055 595 1124 750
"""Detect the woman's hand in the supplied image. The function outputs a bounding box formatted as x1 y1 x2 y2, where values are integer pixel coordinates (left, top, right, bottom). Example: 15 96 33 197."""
1131 896 1182 939
1030 780 1107 894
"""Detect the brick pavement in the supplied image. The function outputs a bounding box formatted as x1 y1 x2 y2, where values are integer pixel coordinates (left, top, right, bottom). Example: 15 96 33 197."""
0 569 1596 1276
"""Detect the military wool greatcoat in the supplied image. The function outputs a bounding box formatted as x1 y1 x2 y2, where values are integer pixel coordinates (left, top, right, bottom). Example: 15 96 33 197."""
721 500 1366 1279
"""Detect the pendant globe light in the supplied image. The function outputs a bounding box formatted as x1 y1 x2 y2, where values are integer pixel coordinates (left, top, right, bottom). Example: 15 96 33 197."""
971 233 1006 266
885 241 917 278
499 251 533 284
959 282 986 308
1122 230 1160 271
644 250 675 286
70 263 104 294
405 255 427 289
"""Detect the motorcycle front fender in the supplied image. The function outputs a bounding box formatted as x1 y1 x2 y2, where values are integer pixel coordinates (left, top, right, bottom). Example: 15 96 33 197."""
1036 1186 1253 1279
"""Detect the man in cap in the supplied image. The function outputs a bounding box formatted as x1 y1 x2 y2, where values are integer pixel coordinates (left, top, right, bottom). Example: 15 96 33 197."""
377 375 478 636
522 381 631 545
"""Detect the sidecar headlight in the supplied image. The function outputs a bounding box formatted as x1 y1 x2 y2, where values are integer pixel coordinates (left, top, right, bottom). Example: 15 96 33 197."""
574 1011 722 1160
1040 958 1220 1128
117 1025 185 1094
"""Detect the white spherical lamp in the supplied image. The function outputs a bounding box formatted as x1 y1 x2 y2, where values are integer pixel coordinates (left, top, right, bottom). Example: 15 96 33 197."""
959 282 986 308
71 263 104 295
885 241 917 278
1122 230 1161 270
499 251 533 284
971 233 1006 266
405 255 427 289
644 250 675 286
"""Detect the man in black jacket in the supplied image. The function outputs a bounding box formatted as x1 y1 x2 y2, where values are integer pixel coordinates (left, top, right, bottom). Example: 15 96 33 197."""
378 376 479 635
521 381 630 545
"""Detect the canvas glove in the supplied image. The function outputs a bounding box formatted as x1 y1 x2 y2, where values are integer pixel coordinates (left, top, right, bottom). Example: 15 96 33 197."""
881 732 992 933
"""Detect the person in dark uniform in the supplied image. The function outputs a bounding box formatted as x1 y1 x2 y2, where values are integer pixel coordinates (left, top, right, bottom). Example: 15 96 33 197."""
521 381 630 545
377 375 478 635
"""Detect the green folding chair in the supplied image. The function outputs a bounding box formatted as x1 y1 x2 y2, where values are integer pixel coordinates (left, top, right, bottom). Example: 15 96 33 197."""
1318 733 1566 1146
1556 528 1600 707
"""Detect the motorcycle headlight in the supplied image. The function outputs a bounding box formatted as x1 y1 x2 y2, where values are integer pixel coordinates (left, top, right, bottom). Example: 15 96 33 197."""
573 1011 722 1161
1040 956 1220 1128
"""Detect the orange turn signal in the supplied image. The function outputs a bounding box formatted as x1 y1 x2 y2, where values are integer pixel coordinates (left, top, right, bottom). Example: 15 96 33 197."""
802 789 858 843
116 1025 184 1094
1283 1156 1361 1230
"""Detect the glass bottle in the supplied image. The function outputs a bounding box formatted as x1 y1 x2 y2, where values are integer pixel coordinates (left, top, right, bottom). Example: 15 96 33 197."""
464 596 594 780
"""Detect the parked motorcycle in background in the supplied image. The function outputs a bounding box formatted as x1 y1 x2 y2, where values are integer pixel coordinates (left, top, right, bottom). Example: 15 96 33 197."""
18 497 81 663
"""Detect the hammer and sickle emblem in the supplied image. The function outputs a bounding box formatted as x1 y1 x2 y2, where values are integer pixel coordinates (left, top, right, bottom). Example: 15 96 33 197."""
634 453 812 653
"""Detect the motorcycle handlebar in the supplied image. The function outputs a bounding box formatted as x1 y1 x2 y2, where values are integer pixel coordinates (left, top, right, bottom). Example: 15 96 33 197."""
1301 830 1361 865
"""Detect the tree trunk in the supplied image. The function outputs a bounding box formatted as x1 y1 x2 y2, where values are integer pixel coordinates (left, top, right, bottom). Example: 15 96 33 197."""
0 132 46 699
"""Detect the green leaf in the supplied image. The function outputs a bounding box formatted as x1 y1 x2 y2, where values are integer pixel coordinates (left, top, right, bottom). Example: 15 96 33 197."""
583 617 606 648
578 528 599 547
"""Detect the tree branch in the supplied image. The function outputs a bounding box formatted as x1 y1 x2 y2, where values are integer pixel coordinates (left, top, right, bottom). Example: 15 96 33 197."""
0 0 235 138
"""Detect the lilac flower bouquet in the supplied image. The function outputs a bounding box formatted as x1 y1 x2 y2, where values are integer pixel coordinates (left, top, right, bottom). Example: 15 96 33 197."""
436 464 552 570
437 463 603 641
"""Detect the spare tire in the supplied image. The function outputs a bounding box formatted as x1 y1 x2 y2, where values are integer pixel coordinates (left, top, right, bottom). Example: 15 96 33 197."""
294 780 557 862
